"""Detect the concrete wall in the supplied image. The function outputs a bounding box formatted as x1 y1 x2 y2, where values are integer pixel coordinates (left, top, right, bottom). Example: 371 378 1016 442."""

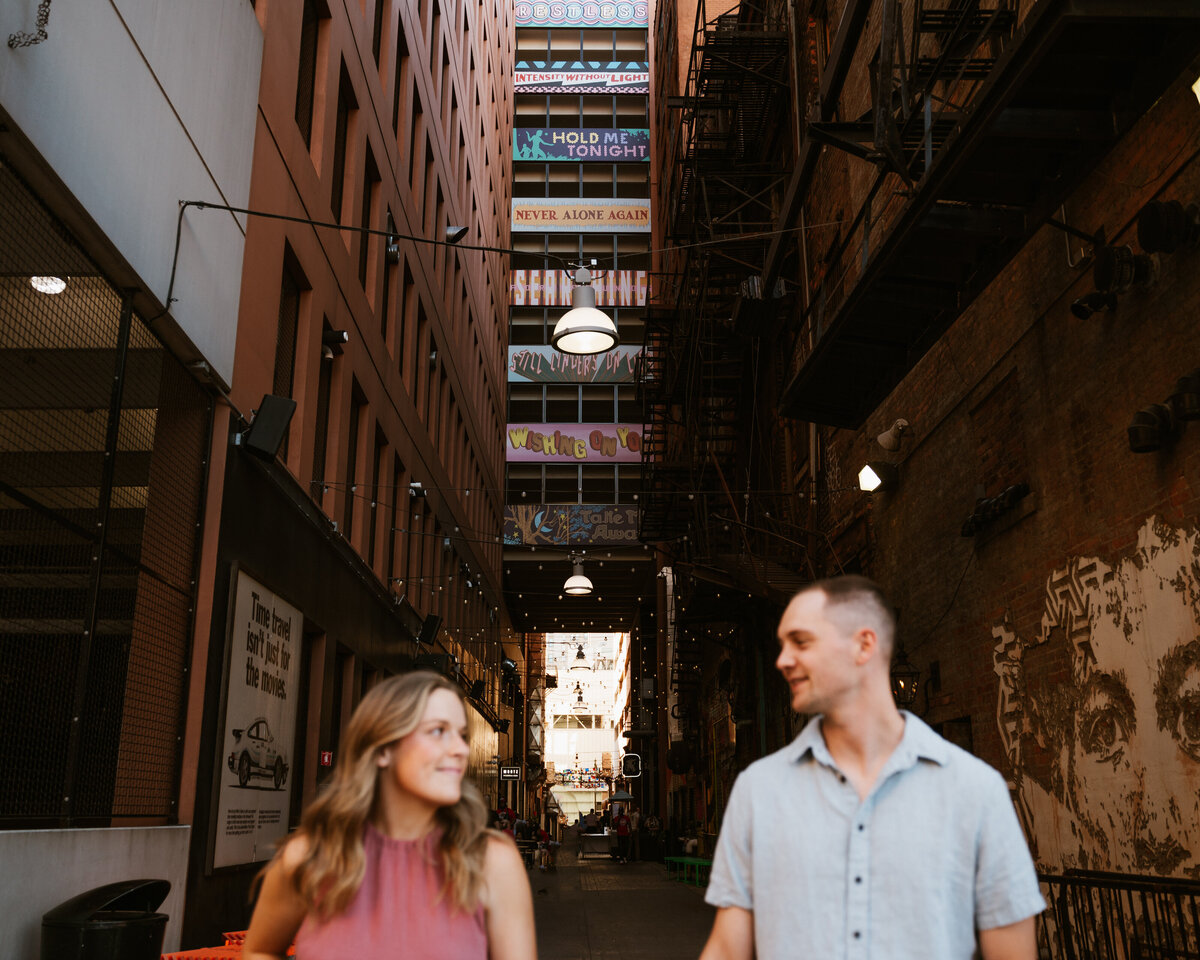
0 0 262 387
0 826 190 959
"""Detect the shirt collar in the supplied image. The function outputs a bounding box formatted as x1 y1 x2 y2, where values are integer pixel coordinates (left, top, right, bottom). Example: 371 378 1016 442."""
790 710 950 768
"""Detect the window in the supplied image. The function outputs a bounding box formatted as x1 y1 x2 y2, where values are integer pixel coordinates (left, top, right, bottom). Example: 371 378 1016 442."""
617 465 641 503
369 426 385 565
358 152 380 288
545 465 578 503
273 251 307 459
392 18 410 135
546 386 577 422
371 0 385 65
295 0 326 147
508 384 542 422
581 466 615 502
506 464 541 502
581 386 614 422
312 320 335 501
330 67 355 221
345 385 364 538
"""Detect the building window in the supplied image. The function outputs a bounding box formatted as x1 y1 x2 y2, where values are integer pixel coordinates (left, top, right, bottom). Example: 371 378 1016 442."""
295 0 326 147
545 465 578 503
345 385 364 538
330 66 355 222
371 0 386 65
273 251 307 459
392 16 410 135
312 319 335 502
358 152 380 289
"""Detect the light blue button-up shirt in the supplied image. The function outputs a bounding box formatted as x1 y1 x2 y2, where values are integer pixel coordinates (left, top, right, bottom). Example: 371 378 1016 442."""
705 712 1044 960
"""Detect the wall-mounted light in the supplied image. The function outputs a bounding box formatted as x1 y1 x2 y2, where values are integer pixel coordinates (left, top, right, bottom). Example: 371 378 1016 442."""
551 268 618 356
446 224 468 244
1093 244 1157 294
409 481 426 497
322 329 349 358
858 461 898 493
1069 291 1117 320
876 418 910 451
890 646 920 709
1137 200 1200 254
1128 402 1178 453
429 348 439 370
1169 370 1200 421
29 276 66 295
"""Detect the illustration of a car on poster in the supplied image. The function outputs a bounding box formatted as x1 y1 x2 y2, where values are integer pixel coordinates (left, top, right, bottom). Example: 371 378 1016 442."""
227 717 289 789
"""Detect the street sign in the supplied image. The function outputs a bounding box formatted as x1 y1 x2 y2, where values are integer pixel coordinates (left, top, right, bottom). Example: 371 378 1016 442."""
500 765 522 781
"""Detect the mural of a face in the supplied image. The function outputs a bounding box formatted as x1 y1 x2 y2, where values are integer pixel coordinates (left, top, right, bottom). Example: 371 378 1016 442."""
995 517 1200 878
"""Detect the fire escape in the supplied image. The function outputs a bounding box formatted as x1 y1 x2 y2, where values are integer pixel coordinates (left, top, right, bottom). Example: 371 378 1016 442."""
773 0 1200 428
640 0 802 593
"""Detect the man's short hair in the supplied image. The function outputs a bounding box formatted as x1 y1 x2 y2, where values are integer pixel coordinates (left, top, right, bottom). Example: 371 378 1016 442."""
795 575 896 655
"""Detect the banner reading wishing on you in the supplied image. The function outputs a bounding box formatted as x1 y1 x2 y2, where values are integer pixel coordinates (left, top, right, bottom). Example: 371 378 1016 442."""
213 570 302 868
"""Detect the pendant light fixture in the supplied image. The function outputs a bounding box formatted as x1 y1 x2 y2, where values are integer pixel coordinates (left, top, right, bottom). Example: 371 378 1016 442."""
551 267 618 356
563 553 594 596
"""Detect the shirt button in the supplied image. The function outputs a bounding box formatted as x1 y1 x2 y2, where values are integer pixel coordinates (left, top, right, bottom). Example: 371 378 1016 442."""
839 774 846 784
854 931 861 939
855 876 862 884
858 824 865 831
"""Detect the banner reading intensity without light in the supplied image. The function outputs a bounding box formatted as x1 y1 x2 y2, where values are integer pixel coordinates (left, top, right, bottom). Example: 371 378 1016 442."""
510 269 647 306
515 61 649 94
512 198 651 233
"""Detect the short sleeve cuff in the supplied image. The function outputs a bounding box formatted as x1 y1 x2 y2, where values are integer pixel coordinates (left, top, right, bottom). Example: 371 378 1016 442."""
977 889 1046 931
704 885 753 911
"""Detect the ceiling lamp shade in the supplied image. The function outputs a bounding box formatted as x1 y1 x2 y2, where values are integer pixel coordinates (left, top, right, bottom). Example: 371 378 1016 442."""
551 268 618 355
564 559 593 596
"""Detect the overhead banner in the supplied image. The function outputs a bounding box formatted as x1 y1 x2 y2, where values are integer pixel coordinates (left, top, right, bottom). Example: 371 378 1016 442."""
512 198 651 233
505 504 641 545
510 269 647 307
515 61 649 94
515 1 649 28
213 570 302 869
507 423 643 462
509 344 642 382
514 128 649 161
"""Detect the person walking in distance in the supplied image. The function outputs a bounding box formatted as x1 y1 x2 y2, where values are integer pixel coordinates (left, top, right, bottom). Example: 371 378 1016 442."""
700 576 1044 960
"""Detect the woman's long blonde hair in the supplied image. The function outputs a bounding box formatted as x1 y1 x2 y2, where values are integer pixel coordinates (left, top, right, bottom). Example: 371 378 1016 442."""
285 671 488 919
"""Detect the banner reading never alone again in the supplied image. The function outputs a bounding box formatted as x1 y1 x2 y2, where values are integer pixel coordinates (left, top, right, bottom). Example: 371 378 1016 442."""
512 198 651 233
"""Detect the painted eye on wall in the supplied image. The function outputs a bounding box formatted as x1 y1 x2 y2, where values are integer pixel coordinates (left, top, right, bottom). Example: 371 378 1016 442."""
1170 691 1200 762
1080 700 1133 763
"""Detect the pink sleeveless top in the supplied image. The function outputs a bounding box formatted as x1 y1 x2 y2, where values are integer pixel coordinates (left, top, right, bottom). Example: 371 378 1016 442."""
294 824 487 960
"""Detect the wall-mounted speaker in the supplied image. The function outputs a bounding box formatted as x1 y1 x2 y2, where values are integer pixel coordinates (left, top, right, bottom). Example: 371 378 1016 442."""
417 614 442 646
241 395 297 461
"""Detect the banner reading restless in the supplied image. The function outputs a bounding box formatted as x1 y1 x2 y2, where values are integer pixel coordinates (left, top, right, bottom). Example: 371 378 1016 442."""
213 571 301 868
510 269 647 306
512 198 651 233
515 1 649 27
507 423 643 462
514 128 649 161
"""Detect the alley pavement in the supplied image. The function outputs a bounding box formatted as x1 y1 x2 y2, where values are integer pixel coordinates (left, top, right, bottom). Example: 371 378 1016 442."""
531 829 715 960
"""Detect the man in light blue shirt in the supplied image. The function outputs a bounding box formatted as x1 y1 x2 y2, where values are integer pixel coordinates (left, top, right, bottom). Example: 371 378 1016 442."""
701 576 1044 960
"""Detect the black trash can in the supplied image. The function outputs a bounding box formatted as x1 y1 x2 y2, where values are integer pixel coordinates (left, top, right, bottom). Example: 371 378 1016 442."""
41 879 170 960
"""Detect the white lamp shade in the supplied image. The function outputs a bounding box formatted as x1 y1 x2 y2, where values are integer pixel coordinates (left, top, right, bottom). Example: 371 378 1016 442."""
551 306 618 355
858 464 883 492
551 275 618 355
564 561 593 595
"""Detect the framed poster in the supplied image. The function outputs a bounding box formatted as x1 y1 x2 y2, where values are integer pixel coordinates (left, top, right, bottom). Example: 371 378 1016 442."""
210 568 303 869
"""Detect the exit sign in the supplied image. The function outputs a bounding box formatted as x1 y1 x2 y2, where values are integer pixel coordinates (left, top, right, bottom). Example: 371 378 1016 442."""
500 765 521 781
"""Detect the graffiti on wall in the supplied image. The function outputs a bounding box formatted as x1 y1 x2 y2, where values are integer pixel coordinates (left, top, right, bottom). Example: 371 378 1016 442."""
993 516 1200 878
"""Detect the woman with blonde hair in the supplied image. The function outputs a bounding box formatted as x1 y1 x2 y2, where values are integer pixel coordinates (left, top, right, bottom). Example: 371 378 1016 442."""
244 671 535 960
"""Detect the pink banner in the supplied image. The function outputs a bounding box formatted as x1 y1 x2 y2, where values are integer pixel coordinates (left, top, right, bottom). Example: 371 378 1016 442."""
510 269 648 307
506 423 643 462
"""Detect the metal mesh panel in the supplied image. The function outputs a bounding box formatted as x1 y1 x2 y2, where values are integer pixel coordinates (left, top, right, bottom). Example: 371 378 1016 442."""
0 156 210 826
